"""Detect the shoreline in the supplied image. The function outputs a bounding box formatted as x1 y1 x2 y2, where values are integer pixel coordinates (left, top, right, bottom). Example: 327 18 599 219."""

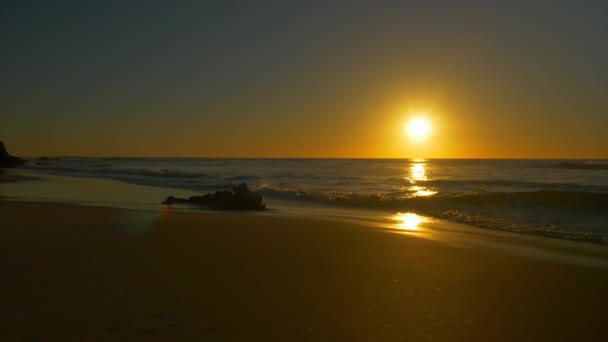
1 200 607 340
0 172 38 183
3 197 608 269
2 168 608 249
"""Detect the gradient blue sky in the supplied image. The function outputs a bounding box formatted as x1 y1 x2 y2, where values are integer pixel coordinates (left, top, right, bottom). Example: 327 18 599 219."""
2 1 607 157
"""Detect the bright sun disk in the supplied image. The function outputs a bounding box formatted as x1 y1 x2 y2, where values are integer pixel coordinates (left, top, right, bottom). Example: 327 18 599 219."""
406 117 431 140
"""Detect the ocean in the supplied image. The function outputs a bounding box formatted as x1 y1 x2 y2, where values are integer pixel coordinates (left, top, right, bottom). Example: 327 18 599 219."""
10 158 608 244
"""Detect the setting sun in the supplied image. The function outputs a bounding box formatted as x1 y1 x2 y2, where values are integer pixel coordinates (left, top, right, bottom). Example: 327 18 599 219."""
406 117 432 141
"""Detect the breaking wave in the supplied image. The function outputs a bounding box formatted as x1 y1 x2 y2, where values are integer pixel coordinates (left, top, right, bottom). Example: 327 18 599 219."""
21 157 608 244
257 186 608 244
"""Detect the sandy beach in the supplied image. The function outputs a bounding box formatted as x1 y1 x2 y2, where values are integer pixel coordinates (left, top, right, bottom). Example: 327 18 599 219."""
4 1 608 340
1 200 607 341
0 172 37 184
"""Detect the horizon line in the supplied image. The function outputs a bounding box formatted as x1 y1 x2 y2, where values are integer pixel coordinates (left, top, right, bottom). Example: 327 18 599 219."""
18 155 608 160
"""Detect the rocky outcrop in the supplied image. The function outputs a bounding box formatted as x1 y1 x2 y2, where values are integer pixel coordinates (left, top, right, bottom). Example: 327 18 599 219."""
0 142 26 168
162 183 266 210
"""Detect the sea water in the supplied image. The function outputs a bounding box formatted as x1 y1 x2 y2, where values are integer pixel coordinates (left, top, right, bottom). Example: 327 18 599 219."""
10 158 608 244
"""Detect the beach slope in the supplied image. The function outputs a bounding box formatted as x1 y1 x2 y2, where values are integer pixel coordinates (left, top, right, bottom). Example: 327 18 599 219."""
1 201 607 340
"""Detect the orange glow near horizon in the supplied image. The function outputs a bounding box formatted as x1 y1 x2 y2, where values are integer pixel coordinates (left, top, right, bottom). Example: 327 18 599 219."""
3 95 607 159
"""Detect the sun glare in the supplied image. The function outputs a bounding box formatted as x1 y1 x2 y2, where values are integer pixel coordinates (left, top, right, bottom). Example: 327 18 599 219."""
406 117 431 141
393 212 424 231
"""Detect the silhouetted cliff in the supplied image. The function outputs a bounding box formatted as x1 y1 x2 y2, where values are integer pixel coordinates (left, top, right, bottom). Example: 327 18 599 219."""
0 142 25 167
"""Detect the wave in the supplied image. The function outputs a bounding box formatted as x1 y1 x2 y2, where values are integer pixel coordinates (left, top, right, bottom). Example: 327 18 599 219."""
104 168 209 179
411 179 608 194
226 174 261 181
26 164 209 180
259 187 608 213
553 161 608 170
420 179 554 187
257 187 608 244
20 157 608 244
430 191 608 212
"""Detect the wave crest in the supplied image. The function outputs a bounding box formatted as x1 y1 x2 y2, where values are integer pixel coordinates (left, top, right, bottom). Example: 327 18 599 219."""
554 162 608 170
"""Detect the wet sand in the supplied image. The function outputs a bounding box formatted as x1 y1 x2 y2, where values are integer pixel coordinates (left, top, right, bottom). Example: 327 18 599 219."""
1 201 607 340
0 173 37 183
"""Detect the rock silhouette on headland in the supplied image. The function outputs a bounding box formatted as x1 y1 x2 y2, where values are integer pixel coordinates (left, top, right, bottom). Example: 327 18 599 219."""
162 183 266 210
0 141 26 168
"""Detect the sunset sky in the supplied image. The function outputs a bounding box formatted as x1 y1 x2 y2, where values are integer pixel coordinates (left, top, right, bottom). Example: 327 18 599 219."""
2 1 607 158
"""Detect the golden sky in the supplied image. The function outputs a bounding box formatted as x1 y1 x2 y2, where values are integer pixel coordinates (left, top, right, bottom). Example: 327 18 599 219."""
2 2 607 158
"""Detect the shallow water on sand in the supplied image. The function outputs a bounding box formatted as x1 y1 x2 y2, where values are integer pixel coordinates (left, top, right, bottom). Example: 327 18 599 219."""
2 171 608 270
7 158 608 244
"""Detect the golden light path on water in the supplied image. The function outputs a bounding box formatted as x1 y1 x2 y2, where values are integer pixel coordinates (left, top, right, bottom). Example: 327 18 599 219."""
386 161 436 234
407 161 437 197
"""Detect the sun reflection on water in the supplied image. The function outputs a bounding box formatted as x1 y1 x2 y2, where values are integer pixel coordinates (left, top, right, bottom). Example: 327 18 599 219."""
411 163 427 181
407 161 437 197
392 212 425 231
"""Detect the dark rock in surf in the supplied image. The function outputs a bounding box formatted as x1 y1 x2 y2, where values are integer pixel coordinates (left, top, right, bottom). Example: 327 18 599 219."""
162 196 190 205
188 193 214 204
0 141 26 168
208 190 235 210
161 183 266 210
231 182 265 210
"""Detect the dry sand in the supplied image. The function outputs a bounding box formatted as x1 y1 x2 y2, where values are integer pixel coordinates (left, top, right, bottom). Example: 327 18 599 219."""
1 201 607 341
